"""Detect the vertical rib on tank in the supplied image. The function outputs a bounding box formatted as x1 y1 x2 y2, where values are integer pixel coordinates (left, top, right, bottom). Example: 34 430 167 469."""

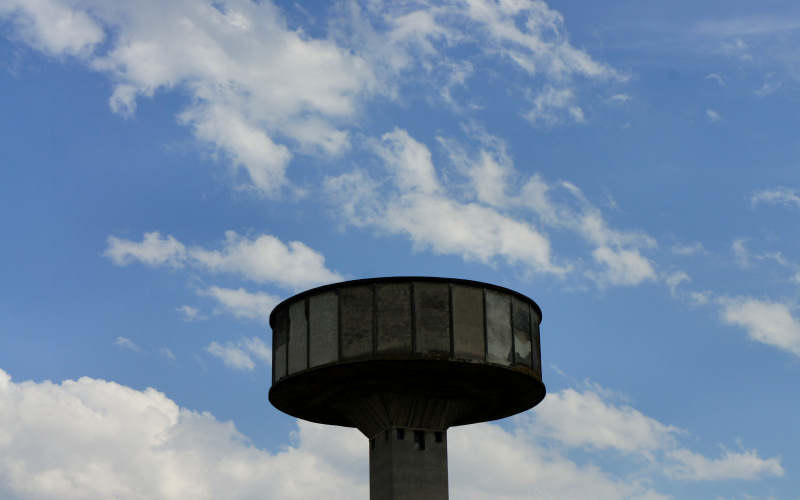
268 277 545 500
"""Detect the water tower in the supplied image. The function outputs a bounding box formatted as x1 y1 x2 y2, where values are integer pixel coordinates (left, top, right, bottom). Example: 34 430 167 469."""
268 277 545 499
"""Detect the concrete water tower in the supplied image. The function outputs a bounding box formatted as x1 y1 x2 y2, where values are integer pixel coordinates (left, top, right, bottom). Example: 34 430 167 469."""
268 277 545 499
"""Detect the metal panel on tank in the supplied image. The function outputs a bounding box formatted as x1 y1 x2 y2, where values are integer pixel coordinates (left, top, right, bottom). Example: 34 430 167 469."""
309 291 338 367
341 286 373 359
414 282 450 354
485 289 512 365
531 313 542 378
273 308 288 381
512 297 532 367
451 284 484 360
288 300 307 374
376 283 412 353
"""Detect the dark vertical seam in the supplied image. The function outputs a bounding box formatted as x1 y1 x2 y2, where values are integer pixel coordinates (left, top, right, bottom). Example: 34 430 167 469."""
410 282 417 353
482 288 488 362
284 304 292 375
336 289 342 362
448 283 454 358
305 296 310 369
509 296 515 366
528 302 534 369
371 283 377 355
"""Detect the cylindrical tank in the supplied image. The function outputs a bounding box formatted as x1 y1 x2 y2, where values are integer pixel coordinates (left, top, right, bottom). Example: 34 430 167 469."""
268 277 545 499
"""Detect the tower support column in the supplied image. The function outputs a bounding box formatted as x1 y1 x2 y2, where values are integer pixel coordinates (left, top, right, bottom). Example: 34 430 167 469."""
369 427 448 500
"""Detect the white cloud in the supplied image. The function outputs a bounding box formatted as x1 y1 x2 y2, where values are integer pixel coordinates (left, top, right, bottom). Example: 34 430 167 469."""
706 109 721 122
0 368 365 499
672 242 706 256
160 347 176 360
2 0 624 195
528 387 678 456
590 246 657 287
105 230 341 290
114 336 140 352
718 38 752 61
372 128 441 195
0 0 104 56
525 86 585 125
731 238 790 269
607 93 631 103
189 231 342 290
201 286 279 322
326 130 566 275
328 129 661 286
719 297 800 357
105 232 186 267
732 238 751 267
205 336 271 371
751 187 800 209
666 448 784 481
0 369 781 500
689 290 712 306
1 0 375 196
666 270 691 297
705 73 725 86
176 305 203 321
754 80 781 96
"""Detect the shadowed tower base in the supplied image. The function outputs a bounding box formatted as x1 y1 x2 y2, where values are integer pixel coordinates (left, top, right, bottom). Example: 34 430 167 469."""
370 428 448 500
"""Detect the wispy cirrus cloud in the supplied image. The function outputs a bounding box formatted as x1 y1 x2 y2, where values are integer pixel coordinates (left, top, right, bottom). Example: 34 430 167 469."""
751 187 800 209
114 336 141 352
327 128 659 288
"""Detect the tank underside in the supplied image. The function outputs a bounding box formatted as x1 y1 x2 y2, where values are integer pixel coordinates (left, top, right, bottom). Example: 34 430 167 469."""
269 357 545 437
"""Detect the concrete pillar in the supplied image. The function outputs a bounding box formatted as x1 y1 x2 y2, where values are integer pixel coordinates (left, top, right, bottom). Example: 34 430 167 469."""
369 428 448 500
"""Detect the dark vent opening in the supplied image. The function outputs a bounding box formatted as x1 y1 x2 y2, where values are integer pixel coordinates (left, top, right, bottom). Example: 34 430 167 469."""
414 430 425 450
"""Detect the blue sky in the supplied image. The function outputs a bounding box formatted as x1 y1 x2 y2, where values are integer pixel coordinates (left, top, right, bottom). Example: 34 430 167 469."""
1 0 799 498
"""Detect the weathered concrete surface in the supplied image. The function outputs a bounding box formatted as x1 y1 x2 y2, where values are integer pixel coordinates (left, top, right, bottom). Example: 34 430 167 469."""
370 428 448 500
268 277 545 500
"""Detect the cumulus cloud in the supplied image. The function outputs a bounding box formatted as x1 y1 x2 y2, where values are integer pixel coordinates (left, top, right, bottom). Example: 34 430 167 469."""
189 231 342 289
0 0 375 196
0 369 777 500
719 297 800 357
206 337 271 371
528 387 678 455
201 286 279 322
706 109 721 122
0 0 104 56
0 368 365 499
105 232 186 267
105 230 341 290
1 0 624 196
